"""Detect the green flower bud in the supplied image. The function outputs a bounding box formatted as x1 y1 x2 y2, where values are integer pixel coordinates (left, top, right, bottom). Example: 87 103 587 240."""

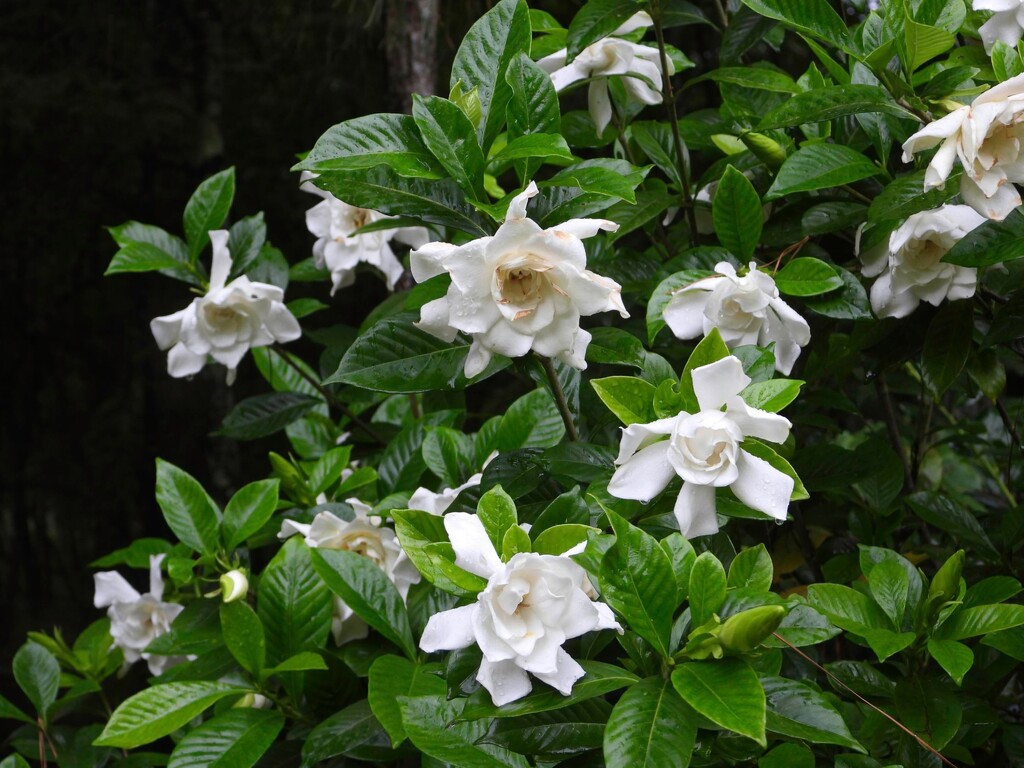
927 550 964 619
718 605 786 653
740 132 787 170
220 569 249 603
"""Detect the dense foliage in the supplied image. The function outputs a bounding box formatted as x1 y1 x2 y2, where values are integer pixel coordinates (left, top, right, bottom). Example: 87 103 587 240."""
3 0 1024 766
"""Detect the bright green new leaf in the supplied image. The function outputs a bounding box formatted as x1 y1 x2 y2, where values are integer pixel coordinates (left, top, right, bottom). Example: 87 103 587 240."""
713 166 763 261
603 676 697 768
167 708 284 768
671 659 766 745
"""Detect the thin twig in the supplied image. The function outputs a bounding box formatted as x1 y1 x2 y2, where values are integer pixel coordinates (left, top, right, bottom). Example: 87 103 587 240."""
270 345 386 445
876 375 914 493
771 633 958 767
649 0 700 244
538 354 578 442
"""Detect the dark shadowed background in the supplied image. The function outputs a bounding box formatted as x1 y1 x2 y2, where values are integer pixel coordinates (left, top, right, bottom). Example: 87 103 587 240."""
0 0 581 686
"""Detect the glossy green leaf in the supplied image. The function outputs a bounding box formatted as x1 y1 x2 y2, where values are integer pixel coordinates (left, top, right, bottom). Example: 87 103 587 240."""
591 376 658 425
258 537 333 666
758 84 916 129
303 699 395 763
95 682 249 749
672 659 766 746
400 695 530 767
183 167 235 260
766 145 882 199
773 257 843 296
566 0 642 61
294 113 442 178
934 603 1024 640
600 510 676 657
215 393 321 441
167 709 283 768
477 485 519 553
450 0 532 151
763 676 864 750
741 0 850 50
506 52 561 139
368 656 446 747
413 95 486 199
496 388 566 450
105 241 188 276
311 548 417 659
903 16 955 72
739 379 803 412
327 314 508 393
313 168 491 237
13 642 59 718
155 459 221 555
944 208 1024 266
927 639 974 685
394 509 487 596
696 66 799 93
727 544 774 591
806 583 892 632
689 552 728 627
713 166 763 261
604 676 696 768
219 601 265 677
0 693 33 725
893 677 961 749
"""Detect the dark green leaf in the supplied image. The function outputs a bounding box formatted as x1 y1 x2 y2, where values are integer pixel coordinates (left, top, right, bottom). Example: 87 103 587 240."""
294 113 443 178
13 642 59 718
155 459 221 555
671 659 766 745
183 168 235 260
368 656 446 747
766 145 882 199
167 709 283 768
566 0 643 61
689 552 727 627
922 298 973 397
763 676 864 750
496 388 565 450
713 166 763 261
215 393 321 441
944 208 1024 266
741 0 850 50
95 682 249 749
219 602 265 677
401 695 530 767
413 95 486 199
303 699 395 763
311 549 417 659
758 85 916 129
604 676 696 768
773 257 843 296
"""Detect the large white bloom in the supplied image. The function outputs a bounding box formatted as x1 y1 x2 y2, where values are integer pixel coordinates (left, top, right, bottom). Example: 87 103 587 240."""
412 182 627 377
663 262 810 375
279 501 421 645
301 174 429 293
975 0 1024 53
150 230 301 384
93 554 187 675
857 205 983 319
608 356 794 539
537 13 671 134
419 513 620 706
902 73 1024 220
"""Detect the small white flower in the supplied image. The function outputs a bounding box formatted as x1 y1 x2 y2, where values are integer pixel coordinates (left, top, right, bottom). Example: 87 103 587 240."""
279 501 421 645
302 174 429 293
857 205 984 319
537 13 671 133
663 262 811 375
902 73 1024 220
608 356 794 539
150 230 301 384
93 554 187 675
974 0 1024 53
419 513 620 706
412 182 627 378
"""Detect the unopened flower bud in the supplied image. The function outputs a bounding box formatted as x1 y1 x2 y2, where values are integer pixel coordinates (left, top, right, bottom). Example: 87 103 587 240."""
718 605 786 653
220 570 249 603
234 692 271 709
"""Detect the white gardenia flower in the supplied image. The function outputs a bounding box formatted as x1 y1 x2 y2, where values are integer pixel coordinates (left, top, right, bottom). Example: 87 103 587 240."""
608 356 794 539
279 500 421 645
537 13 671 134
93 554 187 675
975 0 1024 53
150 230 301 384
412 182 627 378
857 205 984 319
302 173 429 293
419 513 620 706
663 262 811 375
902 72 1024 220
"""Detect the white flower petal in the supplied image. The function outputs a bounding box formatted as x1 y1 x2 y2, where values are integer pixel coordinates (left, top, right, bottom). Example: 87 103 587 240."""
477 658 533 706
731 450 794 521
150 308 190 351
416 297 459 343
673 482 720 538
444 513 502 579
691 356 751 412
614 416 681 463
531 648 586 696
664 286 713 340
208 230 232 290
93 572 141 608
727 399 791 444
608 441 676 502
410 241 458 282
420 604 478 652
506 182 540 222
166 343 206 378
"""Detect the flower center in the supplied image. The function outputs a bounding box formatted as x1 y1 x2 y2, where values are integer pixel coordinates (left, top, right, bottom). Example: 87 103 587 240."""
495 257 556 319
351 208 372 229
202 303 245 332
334 531 387 568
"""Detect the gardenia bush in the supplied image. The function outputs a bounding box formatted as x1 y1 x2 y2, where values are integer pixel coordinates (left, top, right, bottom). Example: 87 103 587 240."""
3 0 1024 765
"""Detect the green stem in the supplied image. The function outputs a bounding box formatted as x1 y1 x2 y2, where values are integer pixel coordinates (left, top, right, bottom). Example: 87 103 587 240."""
649 0 699 244
269 345 386 445
538 354 578 442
